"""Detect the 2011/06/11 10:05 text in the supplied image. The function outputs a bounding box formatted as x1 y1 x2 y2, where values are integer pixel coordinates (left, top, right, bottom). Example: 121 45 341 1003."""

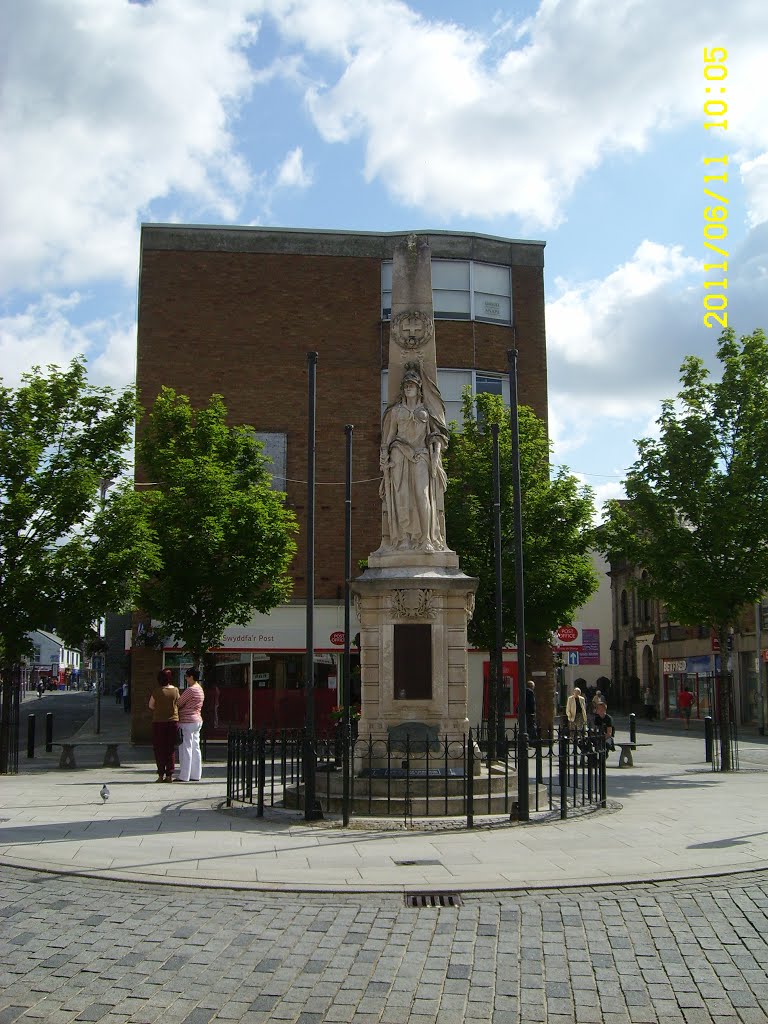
703 46 728 329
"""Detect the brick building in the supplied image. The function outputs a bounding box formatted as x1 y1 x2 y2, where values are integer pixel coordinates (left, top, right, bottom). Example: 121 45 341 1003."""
131 226 549 741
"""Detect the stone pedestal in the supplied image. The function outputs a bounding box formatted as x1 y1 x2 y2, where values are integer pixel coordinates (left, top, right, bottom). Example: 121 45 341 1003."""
352 555 478 770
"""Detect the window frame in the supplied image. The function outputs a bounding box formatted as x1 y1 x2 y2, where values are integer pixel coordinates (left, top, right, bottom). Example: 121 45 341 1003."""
381 258 512 325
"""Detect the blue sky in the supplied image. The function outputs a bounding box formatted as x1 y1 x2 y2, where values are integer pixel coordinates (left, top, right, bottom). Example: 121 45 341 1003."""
2 0 766 513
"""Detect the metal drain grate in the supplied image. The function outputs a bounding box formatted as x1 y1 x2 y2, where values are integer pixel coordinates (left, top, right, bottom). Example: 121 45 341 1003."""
405 892 462 908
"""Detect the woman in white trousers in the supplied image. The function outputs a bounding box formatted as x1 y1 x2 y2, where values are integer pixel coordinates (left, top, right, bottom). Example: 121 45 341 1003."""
176 668 205 782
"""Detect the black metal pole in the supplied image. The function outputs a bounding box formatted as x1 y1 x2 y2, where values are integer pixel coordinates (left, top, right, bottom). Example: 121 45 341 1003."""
27 714 35 759
45 712 53 752
304 352 322 820
491 423 504 761
704 715 713 763
508 346 529 822
342 423 353 827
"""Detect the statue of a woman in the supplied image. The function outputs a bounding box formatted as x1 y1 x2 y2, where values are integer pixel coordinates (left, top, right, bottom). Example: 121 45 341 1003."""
379 363 449 551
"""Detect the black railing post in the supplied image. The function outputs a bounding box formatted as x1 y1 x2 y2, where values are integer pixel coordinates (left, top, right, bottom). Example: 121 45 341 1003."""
600 737 607 809
26 714 35 759
704 716 713 763
518 731 530 822
257 731 266 817
629 712 637 745
226 731 233 806
45 712 53 752
559 729 568 820
466 730 474 829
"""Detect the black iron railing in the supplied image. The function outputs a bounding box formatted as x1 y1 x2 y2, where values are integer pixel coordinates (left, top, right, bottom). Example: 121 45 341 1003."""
226 726 608 828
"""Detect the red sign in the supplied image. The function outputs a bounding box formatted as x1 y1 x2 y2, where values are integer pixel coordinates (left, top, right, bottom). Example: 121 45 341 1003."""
329 631 345 646
762 649 768 663
556 625 578 643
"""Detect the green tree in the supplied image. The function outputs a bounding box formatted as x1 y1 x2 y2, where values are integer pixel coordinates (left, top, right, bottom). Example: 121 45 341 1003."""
0 359 158 771
444 390 598 729
135 388 298 668
600 328 768 770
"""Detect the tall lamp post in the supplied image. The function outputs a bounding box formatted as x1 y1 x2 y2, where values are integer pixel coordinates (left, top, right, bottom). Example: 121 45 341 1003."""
304 353 322 820
95 476 115 734
507 346 529 822
342 424 353 826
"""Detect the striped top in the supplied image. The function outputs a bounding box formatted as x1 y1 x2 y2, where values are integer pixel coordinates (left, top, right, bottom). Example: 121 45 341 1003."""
178 683 205 723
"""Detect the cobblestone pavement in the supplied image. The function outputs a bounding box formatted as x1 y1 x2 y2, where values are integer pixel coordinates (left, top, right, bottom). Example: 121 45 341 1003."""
3 864 768 1024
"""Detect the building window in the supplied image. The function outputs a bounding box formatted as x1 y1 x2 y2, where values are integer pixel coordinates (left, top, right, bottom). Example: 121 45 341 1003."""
620 590 629 626
381 259 511 324
254 432 287 491
381 369 509 428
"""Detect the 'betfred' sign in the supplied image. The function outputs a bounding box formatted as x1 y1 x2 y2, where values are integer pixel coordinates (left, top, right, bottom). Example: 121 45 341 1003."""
552 623 583 651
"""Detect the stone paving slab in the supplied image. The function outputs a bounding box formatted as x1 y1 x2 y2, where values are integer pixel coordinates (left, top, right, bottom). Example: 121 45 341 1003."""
3 725 768 894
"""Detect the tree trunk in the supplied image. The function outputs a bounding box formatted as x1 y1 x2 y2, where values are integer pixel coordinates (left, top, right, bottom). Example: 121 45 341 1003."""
0 664 18 774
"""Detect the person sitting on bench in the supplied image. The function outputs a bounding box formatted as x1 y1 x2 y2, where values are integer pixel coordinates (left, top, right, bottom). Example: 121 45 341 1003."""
593 702 615 751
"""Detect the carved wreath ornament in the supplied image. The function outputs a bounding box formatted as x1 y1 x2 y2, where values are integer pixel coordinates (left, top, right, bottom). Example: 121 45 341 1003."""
391 310 434 351
389 589 436 619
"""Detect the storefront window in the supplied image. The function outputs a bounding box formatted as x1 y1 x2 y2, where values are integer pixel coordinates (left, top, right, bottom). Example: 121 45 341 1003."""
183 650 360 738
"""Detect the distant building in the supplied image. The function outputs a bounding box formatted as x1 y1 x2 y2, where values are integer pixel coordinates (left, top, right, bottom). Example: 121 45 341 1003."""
608 558 767 725
24 630 81 690
553 551 613 711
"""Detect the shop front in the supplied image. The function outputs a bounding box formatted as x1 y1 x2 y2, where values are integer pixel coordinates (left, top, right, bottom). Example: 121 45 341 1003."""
663 655 717 720
161 606 360 739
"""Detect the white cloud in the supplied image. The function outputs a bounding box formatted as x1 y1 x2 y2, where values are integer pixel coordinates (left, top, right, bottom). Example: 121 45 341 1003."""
0 294 134 390
0 0 260 293
741 154 768 228
267 0 768 227
547 241 700 376
275 146 313 189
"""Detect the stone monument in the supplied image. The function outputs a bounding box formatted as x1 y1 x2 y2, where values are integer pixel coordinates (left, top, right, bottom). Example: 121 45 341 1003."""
351 235 478 766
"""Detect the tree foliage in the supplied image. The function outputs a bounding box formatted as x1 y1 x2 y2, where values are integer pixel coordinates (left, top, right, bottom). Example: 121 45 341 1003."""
600 327 768 768
444 390 597 650
0 358 157 669
601 328 768 631
135 388 298 666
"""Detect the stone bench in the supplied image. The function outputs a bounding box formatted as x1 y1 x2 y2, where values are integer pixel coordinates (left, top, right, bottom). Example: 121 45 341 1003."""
616 742 636 768
54 743 121 770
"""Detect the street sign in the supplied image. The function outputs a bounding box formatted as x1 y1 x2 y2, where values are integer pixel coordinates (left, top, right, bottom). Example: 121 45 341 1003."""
552 622 583 652
567 652 579 666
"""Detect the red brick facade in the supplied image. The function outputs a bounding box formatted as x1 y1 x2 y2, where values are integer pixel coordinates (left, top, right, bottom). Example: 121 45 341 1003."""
137 228 548 601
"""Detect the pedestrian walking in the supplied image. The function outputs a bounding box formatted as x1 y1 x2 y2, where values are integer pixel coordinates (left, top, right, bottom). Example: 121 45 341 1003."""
677 686 695 729
566 686 587 734
520 679 537 737
643 686 656 720
148 668 180 783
